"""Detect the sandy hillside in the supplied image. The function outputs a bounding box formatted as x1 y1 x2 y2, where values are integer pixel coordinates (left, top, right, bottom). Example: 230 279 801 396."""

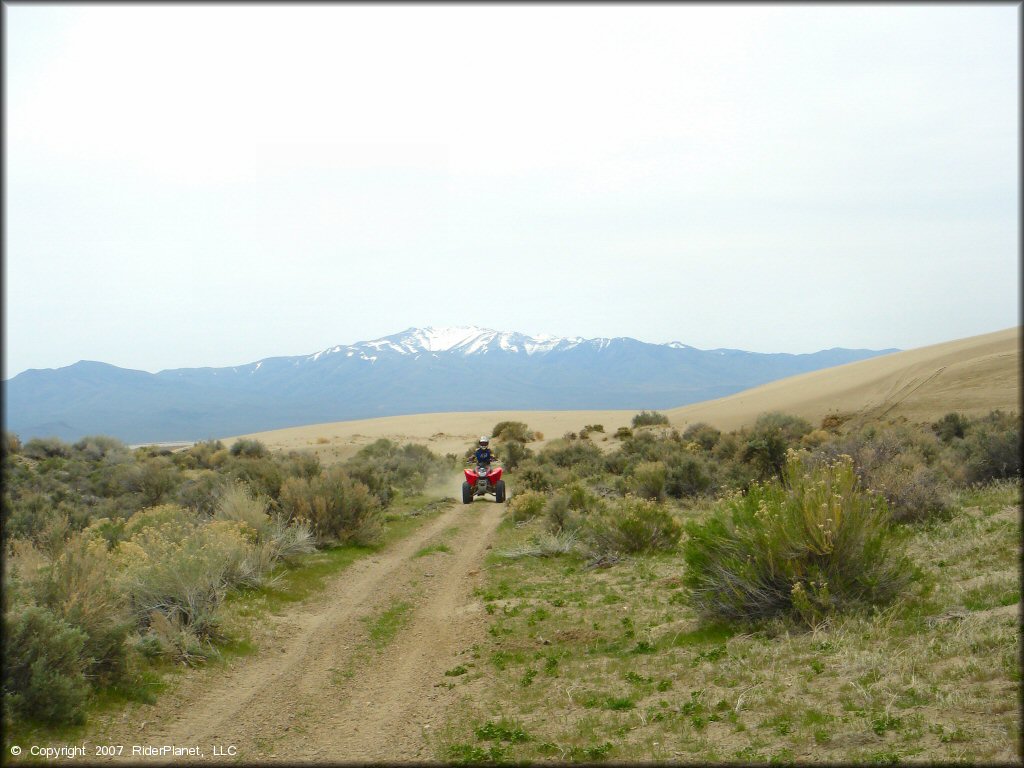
225 327 1018 457
666 326 1019 432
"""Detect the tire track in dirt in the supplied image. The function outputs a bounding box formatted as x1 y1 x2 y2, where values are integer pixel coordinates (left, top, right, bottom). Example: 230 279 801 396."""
104 497 503 763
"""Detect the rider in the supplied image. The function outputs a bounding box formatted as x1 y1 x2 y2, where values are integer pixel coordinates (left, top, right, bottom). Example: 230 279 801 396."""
473 436 497 466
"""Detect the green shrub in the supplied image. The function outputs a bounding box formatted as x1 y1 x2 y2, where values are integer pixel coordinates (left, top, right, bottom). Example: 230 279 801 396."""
175 470 223 516
279 467 381 545
603 452 628 475
515 460 564 492
72 435 128 461
582 496 681 555
3 604 90 725
262 513 316 562
215 482 270 533
811 425 950 521
229 438 269 458
114 516 252 636
544 493 577 534
932 412 969 444
23 437 71 460
711 432 741 461
541 440 604 476
122 503 196 539
345 439 447 502
33 534 132 685
632 461 667 501
499 530 578 559
682 456 912 626
665 456 713 498
179 439 226 469
507 490 547 522
4 491 54 542
738 413 814 483
135 458 179 507
632 410 670 428
619 431 662 461
863 460 949 523
280 450 321 480
492 421 534 443
682 423 721 451
563 481 603 513
614 426 633 440
2 431 22 457
752 412 813 442
223 456 284 500
498 439 532 471
959 410 1021 483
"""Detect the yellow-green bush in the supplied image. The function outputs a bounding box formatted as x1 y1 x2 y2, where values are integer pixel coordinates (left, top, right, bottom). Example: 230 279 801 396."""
215 482 270 533
581 495 681 556
33 533 132 685
632 411 669 428
113 510 252 637
507 490 546 522
682 456 912 627
279 467 381 546
632 461 667 501
492 421 535 442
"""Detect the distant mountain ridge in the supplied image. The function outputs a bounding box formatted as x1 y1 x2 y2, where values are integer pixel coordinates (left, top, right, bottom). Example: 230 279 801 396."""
4 326 899 443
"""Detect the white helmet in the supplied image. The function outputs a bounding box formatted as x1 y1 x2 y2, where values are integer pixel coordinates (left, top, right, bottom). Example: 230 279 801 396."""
479 436 489 447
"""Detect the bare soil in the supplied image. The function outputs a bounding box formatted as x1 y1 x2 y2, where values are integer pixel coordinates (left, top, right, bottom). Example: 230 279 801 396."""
100 497 504 763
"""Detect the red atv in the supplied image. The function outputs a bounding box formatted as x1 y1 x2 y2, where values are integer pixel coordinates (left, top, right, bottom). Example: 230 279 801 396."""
463 461 506 504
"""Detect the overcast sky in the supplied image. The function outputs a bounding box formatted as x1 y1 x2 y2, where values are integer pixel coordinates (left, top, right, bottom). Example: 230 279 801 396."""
5 4 1019 376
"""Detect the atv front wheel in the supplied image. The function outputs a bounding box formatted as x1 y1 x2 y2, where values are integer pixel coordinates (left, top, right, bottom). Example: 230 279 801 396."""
462 481 473 504
495 480 506 503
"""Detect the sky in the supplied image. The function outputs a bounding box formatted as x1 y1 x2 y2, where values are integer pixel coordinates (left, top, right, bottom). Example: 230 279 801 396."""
5 4 1019 376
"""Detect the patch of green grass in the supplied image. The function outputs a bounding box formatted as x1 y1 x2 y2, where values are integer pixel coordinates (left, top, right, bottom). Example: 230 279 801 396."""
603 696 635 711
415 542 452 558
567 742 614 761
870 712 902 735
475 719 530 743
364 600 413 649
961 579 1019 612
760 713 793 736
693 644 727 664
447 743 507 763
624 670 653 685
668 622 736 647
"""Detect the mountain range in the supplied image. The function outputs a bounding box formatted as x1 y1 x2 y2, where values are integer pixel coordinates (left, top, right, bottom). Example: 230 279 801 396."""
3 326 899 443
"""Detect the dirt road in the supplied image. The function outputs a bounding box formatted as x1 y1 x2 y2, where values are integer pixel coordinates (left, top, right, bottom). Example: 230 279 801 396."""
103 497 503 763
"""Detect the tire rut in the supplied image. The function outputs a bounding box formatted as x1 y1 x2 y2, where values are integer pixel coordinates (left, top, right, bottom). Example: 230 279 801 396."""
105 498 502 763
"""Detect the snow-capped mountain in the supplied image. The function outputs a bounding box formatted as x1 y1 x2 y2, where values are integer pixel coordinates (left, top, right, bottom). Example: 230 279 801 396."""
302 326 590 363
5 327 898 443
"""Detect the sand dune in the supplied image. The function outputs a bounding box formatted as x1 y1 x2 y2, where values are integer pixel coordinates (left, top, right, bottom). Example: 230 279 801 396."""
666 326 1018 432
226 327 1018 458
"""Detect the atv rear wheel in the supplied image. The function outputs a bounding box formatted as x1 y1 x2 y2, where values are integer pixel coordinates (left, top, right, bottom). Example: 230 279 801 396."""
462 481 473 504
495 480 506 503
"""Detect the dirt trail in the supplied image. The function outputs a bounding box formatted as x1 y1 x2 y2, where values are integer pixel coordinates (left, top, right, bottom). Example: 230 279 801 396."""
104 497 502 763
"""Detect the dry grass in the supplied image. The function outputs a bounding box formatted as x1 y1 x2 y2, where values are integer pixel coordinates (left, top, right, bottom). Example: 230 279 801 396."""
433 480 1020 763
